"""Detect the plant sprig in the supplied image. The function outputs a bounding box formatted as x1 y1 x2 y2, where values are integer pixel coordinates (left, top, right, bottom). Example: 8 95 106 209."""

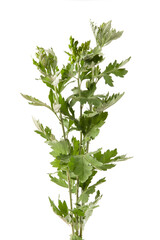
21 20 131 240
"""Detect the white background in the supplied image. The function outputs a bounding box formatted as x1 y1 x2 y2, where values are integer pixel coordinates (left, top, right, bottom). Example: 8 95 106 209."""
0 0 160 239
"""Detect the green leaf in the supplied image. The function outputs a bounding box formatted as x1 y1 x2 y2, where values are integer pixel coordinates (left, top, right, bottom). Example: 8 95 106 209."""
68 36 79 62
80 170 97 191
38 75 54 90
61 63 76 81
94 148 118 164
33 118 56 141
83 110 98 118
90 20 123 47
68 36 91 63
59 94 74 118
49 197 70 225
113 154 132 162
21 94 51 109
48 89 55 109
70 95 102 108
83 193 102 227
96 92 124 112
84 154 103 170
103 149 118 163
48 197 62 216
58 63 76 92
57 170 68 181
69 155 92 183
95 190 101 200
93 149 130 170
83 46 104 67
84 127 100 142
58 199 68 217
70 235 83 240
49 174 68 188
102 57 131 86
105 57 131 77
71 137 80 155
72 208 85 217
98 163 116 171
77 112 108 142
50 159 61 168
103 73 114 86
79 177 106 204
48 140 70 157
33 47 58 76
68 82 98 107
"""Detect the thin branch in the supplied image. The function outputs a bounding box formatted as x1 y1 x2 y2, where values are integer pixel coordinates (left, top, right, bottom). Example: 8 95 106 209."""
59 111 74 235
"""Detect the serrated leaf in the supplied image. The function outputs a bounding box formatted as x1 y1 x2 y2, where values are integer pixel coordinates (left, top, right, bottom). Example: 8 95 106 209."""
59 94 75 119
94 148 117 164
90 20 123 47
33 47 57 76
49 174 68 188
103 73 114 86
61 63 76 80
69 95 102 108
84 155 103 170
33 118 56 141
72 208 85 217
39 75 55 90
49 197 70 225
49 197 62 216
82 194 102 227
113 154 132 162
79 177 106 204
21 94 51 109
78 112 108 142
58 199 68 217
101 57 131 86
83 47 104 67
93 148 130 170
57 170 68 181
99 163 116 171
68 36 91 64
58 63 76 92
96 92 124 112
80 170 97 191
95 190 100 200
84 127 100 142
69 156 92 183
50 159 61 168
48 140 70 157
118 57 131 67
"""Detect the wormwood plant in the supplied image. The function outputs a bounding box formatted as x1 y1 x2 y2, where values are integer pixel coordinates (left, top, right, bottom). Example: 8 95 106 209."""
21 20 131 240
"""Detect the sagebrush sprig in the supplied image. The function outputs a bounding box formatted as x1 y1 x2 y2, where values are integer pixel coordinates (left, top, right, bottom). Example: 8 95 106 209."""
21 20 131 240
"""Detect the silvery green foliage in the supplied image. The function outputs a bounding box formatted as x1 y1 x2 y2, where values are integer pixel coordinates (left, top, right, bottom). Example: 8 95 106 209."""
21 20 131 240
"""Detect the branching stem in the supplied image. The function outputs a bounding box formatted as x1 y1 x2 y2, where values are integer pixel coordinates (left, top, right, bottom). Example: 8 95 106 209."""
60 111 74 235
77 62 84 238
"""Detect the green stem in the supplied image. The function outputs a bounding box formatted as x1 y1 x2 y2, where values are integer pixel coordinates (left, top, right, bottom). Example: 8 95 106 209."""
60 112 66 140
86 104 92 153
67 169 74 235
79 104 83 154
77 63 83 155
80 68 94 236
77 62 84 238
60 111 74 235
76 176 79 235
